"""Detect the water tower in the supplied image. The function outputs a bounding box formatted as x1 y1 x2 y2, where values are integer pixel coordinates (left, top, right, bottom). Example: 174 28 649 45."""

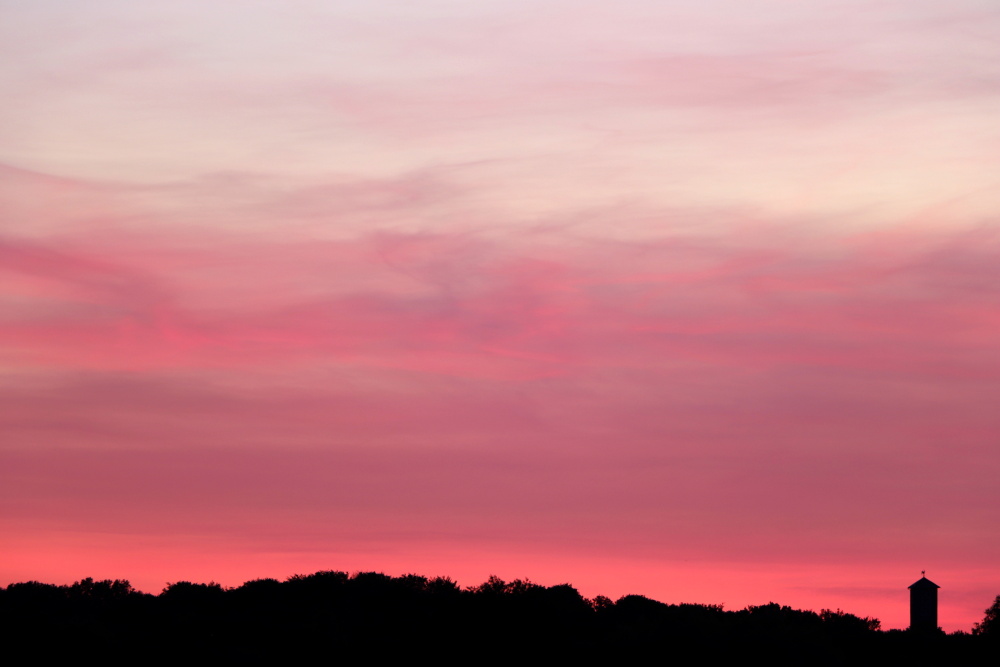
908 572 940 634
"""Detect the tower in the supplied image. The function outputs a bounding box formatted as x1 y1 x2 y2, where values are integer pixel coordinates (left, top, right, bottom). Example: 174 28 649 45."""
908 572 940 634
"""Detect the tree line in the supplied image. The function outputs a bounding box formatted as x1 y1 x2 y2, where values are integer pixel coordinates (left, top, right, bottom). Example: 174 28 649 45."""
1 571 996 661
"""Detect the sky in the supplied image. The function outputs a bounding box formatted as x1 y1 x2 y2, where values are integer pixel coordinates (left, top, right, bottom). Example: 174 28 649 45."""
2 0 999 631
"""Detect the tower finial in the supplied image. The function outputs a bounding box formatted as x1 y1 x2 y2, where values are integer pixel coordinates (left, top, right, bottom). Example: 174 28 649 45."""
921 570 926 577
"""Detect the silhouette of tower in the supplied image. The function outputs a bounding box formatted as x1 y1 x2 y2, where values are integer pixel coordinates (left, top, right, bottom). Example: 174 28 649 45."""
908 572 940 634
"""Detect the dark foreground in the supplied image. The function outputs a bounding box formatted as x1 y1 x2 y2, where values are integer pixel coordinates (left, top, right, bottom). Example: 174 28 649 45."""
1 572 994 662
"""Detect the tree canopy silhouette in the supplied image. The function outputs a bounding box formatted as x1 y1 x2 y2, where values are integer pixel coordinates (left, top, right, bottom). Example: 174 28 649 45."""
973 595 1000 638
0 571 994 660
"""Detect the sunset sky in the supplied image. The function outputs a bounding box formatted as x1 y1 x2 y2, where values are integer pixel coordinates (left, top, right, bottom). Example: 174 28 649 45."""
3 0 1000 631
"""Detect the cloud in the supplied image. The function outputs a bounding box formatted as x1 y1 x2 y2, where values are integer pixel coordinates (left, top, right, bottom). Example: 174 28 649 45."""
4 216 1000 382
4 217 999 583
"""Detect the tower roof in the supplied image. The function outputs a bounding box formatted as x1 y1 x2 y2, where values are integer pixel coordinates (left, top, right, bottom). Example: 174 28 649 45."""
908 576 940 589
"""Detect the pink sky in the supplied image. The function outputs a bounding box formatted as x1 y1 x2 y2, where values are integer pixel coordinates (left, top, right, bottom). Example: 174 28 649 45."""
2 1 999 631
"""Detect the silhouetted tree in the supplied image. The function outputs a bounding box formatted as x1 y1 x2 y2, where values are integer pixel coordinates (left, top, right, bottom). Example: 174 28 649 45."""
160 580 225 601
590 594 614 612
2 581 66 608
425 575 460 595
973 595 1000 638
469 574 511 596
820 607 881 633
69 577 139 602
